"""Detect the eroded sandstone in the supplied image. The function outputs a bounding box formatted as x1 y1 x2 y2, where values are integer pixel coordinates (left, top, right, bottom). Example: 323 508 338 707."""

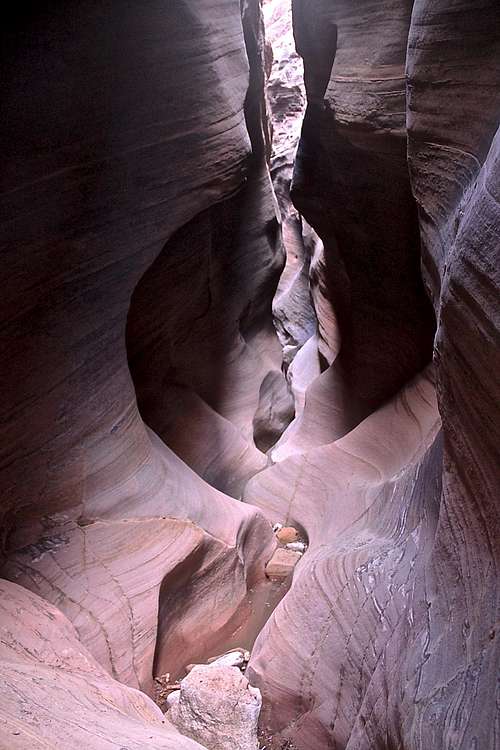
0 1 498 749
243 2 500 749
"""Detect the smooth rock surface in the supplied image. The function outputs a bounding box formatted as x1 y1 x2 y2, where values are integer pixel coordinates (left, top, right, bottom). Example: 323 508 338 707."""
1 2 498 749
0 580 205 750
246 367 443 749
292 0 436 404
275 526 300 544
242 2 500 749
1 0 259 541
0 1 278 742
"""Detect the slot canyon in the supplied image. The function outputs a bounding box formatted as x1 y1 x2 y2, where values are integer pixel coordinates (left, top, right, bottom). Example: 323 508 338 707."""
0 1 499 748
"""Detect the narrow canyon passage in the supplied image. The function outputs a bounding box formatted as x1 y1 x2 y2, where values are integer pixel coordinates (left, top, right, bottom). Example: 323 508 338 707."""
0 2 499 750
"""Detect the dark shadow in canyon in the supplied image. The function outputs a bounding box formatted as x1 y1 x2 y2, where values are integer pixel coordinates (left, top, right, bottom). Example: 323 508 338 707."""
291 87 437 409
125 0 294 498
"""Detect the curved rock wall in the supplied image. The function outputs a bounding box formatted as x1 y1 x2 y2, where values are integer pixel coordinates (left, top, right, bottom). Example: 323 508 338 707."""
264 0 316 359
127 2 294 489
1 0 257 541
0 2 281 746
0 1 498 749
404 2 500 746
291 0 436 406
0 579 206 749
244 1 500 749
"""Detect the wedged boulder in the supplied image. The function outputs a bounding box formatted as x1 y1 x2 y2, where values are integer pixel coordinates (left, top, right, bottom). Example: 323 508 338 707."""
169 665 261 750
253 370 295 452
275 526 299 544
265 547 302 580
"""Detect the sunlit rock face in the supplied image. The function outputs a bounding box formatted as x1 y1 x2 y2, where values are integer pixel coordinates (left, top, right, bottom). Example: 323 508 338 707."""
245 2 500 749
0 579 207 750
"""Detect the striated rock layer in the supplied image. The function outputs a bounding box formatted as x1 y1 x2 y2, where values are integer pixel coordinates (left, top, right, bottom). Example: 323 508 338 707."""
127 0 294 483
404 2 500 746
1 0 271 541
291 0 436 405
247 368 443 747
0 1 282 746
0 1 498 749
0 579 206 749
244 1 500 749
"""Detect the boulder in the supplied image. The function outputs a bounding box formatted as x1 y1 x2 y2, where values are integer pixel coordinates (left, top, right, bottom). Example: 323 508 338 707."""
207 650 249 668
276 526 299 543
186 649 248 673
265 547 302 579
169 665 261 750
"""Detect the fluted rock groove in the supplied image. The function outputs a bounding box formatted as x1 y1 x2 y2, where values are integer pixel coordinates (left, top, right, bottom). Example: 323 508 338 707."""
1 2 498 749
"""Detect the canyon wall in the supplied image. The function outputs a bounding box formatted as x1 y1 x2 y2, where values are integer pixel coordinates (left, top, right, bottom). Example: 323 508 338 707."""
0 2 283 747
246 1 500 749
0 1 498 749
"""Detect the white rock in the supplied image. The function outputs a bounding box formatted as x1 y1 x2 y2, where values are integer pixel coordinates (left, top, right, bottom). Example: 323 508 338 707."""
169 665 261 750
166 690 181 709
285 541 306 553
207 650 246 669
272 522 283 533
186 649 250 675
188 651 248 672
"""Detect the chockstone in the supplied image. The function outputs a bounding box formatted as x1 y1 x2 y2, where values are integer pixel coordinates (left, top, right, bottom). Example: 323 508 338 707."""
168 664 262 750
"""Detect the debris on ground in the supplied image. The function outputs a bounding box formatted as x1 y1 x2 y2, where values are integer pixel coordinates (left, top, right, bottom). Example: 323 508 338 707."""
153 673 182 712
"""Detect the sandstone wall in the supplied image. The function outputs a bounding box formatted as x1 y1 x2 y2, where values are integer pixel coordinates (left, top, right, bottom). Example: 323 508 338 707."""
0 2 282 746
0 2 498 749
245 2 500 749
